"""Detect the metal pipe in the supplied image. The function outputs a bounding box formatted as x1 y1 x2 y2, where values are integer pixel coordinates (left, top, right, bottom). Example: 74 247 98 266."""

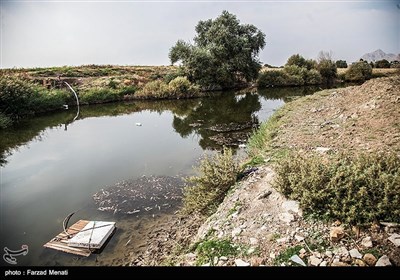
64 81 80 121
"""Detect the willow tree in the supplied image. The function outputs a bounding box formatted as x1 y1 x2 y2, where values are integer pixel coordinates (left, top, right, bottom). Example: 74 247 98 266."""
169 11 266 90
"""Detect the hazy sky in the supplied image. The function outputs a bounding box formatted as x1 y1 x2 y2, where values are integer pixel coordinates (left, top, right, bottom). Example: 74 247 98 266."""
1 0 399 68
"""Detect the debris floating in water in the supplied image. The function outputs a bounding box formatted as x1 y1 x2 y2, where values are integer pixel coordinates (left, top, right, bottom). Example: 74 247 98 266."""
135 123 142 126
93 175 184 215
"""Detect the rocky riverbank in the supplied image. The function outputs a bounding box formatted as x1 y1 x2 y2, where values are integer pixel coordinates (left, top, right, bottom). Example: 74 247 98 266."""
121 75 399 267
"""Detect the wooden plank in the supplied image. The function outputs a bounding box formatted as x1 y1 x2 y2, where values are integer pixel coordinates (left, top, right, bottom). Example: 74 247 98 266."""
43 220 92 257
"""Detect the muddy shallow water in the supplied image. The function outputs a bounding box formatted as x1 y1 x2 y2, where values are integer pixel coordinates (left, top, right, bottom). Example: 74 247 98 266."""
0 87 319 266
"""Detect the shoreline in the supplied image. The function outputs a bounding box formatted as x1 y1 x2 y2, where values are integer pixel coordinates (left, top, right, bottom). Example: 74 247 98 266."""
1 65 397 129
125 75 400 266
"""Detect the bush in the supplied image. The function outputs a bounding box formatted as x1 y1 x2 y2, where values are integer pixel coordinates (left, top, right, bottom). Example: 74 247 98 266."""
286 54 316 70
286 54 307 68
335 60 348 68
284 65 307 83
257 70 291 87
0 75 72 126
136 80 170 99
305 69 322 85
164 68 187 84
195 239 239 265
274 151 400 225
136 77 199 99
181 147 239 215
168 76 199 97
286 74 304 86
258 63 322 88
119 85 136 96
29 89 71 113
80 88 123 104
374 59 390 69
345 61 372 82
317 59 337 84
0 75 39 119
0 112 12 129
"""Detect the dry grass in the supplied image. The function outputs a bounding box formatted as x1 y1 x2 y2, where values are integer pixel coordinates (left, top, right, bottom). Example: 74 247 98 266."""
337 67 398 76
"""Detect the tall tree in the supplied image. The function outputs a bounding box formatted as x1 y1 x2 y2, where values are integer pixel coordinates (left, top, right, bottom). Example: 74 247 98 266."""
169 11 266 90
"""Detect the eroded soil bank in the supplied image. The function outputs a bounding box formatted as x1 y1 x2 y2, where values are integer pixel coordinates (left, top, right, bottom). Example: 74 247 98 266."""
113 76 399 266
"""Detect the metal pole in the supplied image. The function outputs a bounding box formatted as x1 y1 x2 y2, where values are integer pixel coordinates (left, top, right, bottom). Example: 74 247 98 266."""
64 82 80 121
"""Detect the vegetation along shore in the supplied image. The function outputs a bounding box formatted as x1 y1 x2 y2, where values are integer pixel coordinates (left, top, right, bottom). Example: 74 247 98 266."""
118 75 399 267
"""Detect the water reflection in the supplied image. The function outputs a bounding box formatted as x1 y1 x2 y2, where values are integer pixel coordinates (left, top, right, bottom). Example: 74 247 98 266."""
0 86 323 266
173 91 261 149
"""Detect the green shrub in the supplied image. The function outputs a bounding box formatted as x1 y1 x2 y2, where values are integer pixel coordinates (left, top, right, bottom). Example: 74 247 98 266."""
374 59 390 69
286 54 307 68
0 75 72 126
274 151 400 225
136 77 199 99
181 147 239 215
284 65 307 84
80 88 123 104
164 68 187 84
345 61 372 82
0 75 39 119
305 69 322 85
286 74 304 86
135 80 170 99
31 89 73 112
258 70 290 88
0 112 12 129
336 60 348 68
168 76 199 97
195 239 239 265
317 59 337 84
119 85 136 96
108 78 118 89
274 245 303 266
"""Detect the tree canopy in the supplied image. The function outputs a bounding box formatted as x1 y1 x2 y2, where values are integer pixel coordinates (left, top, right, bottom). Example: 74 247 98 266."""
169 11 266 90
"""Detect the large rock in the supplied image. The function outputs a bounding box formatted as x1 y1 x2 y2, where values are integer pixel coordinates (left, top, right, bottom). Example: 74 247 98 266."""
363 253 377 266
349 248 362 259
330 226 345 242
331 261 350 267
388 233 400 247
231 227 242 237
309 255 322 266
354 259 367 267
279 212 295 224
281 200 302 216
315 147 331 153
290 255 306 266
235 259 250 267
361 236 373 248
375 255 392 266
334 246 349 257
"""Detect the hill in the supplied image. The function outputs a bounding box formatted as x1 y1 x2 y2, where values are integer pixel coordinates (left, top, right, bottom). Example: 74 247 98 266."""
361 49 400 62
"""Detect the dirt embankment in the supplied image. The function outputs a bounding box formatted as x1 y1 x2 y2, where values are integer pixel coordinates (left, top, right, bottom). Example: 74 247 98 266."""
123 76 400 267
274 75 400 154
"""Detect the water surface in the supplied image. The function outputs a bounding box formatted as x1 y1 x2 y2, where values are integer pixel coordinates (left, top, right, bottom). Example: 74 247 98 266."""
0 87 318 265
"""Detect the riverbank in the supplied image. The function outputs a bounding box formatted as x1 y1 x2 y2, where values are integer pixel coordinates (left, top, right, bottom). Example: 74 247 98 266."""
125 75 400 266
1 65 397 129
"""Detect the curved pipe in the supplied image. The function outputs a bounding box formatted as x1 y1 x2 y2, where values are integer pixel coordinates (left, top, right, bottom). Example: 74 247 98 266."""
64 81 80 121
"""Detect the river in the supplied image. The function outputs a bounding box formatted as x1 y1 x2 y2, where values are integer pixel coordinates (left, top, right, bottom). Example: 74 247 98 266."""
0 86 319 266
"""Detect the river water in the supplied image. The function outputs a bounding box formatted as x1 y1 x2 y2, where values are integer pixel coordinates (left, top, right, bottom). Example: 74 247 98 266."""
0 87 318 266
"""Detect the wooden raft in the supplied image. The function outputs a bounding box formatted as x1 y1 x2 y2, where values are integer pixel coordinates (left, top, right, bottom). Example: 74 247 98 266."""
44 220 92 257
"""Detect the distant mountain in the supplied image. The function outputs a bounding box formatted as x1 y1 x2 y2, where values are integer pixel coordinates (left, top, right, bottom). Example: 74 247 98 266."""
361 49 400 62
